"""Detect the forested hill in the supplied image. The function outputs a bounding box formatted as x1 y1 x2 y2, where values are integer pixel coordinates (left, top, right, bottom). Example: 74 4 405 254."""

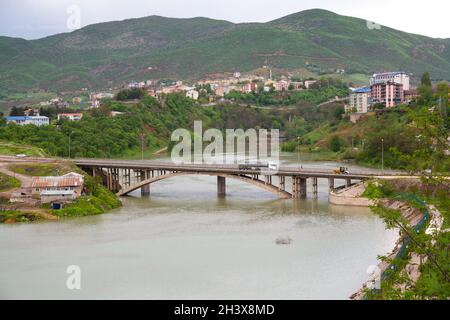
0 9 449 96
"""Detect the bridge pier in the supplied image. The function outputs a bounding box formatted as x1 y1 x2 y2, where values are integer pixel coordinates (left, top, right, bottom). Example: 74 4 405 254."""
346 178 352 188
218 176 226 197
292 177 307 199
328 178 335 191
312 177 318 197
140 170 150 197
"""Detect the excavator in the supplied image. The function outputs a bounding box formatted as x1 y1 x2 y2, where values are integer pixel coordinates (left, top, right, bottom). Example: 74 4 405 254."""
334 167 350 175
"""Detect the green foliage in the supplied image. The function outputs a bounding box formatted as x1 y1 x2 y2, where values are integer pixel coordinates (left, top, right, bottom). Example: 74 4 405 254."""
55 176 121 218
116 88 147 101
0 211 39 223
8 163 70 176
328 135 346 152
362 181 395 199
1 10 449 96
0 172 20 192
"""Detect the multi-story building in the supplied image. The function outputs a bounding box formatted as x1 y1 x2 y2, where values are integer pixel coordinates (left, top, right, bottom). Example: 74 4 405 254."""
370 72 410 91
371 82 405 108
242 83 258 93
347 87 372 113
6 116 50 126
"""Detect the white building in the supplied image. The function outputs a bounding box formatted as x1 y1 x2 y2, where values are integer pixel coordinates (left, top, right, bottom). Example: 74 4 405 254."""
186 90 199 100
57 113 83 121
347 87 372 114
370 72 410 91
6 116 50 126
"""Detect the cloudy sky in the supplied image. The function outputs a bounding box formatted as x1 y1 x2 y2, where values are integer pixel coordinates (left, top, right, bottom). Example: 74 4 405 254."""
0 0 448 39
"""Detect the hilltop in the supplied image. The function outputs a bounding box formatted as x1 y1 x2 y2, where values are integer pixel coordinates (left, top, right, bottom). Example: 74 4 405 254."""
0 9 449 97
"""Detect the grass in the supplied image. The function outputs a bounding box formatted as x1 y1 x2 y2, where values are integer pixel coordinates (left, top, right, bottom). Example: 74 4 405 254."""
0 210 39 223
0 141 47 157
0 172 21 192
8 163 75 177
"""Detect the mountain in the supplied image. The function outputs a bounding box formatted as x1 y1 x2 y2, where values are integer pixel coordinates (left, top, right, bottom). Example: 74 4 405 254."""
0 9 449 95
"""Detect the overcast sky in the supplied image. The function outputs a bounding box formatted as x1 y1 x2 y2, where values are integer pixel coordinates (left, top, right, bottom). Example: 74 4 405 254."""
0 0 448 40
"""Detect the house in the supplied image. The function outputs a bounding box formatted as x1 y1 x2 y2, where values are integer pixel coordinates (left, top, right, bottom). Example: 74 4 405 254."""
57 113 83 121
6 116 49 127
186 90 199 100
31 172 84 198
110 111 124 117
371 82 405 108
23 108 40 116
72 97 82 104
274 80 289 92
347 87 372 114
370 72 410 91
304 80 317 89
242 83 258 93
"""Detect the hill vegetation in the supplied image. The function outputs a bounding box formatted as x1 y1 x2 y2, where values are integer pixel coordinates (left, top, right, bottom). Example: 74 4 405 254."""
1 9 449 98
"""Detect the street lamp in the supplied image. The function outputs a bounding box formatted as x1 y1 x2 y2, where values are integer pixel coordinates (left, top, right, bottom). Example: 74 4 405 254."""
381 138 384 172
297 136 301 170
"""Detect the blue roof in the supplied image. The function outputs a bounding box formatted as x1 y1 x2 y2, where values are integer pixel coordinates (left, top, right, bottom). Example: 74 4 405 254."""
6 116 48 120
352 87 371 93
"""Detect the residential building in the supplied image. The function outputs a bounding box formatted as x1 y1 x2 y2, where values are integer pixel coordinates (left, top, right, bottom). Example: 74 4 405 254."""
31 173 84 197
371 82 405 108
304 80 317 89
6 116 49 126
57 113 83 121
370 72 410 91
274 80 289 92
186 90 199 100
23 108 40 116
242 83 258 93
347 87 372 113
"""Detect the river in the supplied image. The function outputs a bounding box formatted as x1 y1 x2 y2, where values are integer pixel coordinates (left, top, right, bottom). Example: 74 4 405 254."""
0 155 397 300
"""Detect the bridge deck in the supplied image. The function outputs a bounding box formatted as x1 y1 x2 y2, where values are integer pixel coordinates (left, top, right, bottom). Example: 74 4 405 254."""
75 159 408 180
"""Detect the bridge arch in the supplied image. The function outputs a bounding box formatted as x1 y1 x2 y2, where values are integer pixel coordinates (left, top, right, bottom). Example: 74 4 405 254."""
117 172 292 199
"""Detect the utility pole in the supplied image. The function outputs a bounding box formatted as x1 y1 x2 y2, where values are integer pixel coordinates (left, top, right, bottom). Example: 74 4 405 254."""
140 132 146 161
68 131 73 159
297 136 301 170
381 138 385 172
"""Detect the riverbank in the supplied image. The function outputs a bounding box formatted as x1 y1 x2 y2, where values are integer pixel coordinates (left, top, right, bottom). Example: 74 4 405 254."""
349 178 449 300
0 157 121 224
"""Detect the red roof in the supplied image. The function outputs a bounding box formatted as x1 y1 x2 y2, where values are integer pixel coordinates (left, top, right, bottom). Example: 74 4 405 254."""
31 173 84 188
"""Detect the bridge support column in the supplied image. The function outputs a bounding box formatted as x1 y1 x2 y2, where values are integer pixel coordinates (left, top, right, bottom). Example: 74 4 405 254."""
217 176 226 197
292 177 307 199
279 176 286 192
300 178 307 199
140 170 150 197
346 178 352 188
312 177 318 197
329 178 335 191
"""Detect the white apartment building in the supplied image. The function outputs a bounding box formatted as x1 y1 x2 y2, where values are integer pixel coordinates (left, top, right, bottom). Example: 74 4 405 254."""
370 72 410 91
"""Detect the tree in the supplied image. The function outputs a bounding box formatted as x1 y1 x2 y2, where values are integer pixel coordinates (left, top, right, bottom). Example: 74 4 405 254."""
10 106 24 116
436 82 449 128
329 135 345 152
418 72 433 105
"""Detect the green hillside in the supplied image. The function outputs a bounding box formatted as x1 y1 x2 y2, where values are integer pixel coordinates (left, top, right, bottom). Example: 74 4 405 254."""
0 9 449 96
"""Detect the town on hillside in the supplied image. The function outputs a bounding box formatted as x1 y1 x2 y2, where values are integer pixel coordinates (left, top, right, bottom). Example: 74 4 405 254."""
3 69 448 127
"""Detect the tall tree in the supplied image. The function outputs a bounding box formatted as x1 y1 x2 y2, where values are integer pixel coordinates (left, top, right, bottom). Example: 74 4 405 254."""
436 82 449 128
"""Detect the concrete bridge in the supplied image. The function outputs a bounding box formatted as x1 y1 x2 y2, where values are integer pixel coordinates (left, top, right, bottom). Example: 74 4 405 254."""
76 159 409 199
